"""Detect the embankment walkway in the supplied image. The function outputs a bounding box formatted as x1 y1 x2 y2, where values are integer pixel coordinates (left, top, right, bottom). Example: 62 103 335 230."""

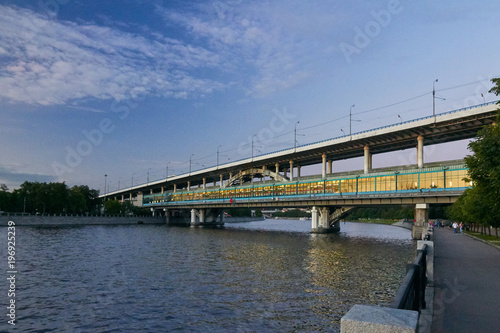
432 227 500 332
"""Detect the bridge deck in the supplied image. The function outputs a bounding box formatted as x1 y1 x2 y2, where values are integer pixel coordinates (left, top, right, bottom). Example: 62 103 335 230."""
103 102 498 199
142 162 468 209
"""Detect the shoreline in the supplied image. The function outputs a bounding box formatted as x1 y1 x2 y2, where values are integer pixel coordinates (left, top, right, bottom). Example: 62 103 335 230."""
0 214 164 226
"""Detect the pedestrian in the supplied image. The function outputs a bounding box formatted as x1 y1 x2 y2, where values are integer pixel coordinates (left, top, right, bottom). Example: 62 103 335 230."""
459 222 463 234
452 221 458 235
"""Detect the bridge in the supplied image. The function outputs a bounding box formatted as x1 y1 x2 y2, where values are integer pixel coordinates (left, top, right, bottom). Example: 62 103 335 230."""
101 102 498 238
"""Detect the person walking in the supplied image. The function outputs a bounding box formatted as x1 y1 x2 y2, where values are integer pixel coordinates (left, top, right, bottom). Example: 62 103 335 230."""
459 222 463 234
453 221 458 235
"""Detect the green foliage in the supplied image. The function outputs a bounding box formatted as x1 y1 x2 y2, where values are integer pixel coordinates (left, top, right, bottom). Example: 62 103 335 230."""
0 181 101 214
348 206 413 220
273 209 310 218
450 78 500 230
104 200 122 215
226 208 253 217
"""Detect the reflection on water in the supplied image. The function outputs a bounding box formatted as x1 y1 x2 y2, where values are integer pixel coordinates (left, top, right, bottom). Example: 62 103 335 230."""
0 221 414 332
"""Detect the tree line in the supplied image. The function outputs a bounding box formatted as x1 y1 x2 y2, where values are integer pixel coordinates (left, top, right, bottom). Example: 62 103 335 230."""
447 78 500 236
0 181 100 215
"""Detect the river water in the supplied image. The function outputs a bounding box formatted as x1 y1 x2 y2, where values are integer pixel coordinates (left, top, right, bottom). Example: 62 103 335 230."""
0 220 414 332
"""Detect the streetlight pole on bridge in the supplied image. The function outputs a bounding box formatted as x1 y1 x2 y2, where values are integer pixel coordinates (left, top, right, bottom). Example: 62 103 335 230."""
349 104 355 136
433 79 446 121
104 174 107 196
189 154 194 175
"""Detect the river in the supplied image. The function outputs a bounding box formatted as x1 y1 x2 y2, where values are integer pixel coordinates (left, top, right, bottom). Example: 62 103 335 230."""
0 220 414 332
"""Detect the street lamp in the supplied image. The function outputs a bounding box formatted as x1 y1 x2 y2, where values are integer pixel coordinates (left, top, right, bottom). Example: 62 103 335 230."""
217 145 222 169
341 128 345 136
349 104 355 136
189 154 195 175
104 174 107 196
252 134 257 160
433 79 438 118
131 173 134 187
398 114 402 124
147 168 151 185
166 162 171 179
433 79 446 119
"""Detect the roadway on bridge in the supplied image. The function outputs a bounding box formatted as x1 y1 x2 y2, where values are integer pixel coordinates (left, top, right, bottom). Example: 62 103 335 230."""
431 227 500 332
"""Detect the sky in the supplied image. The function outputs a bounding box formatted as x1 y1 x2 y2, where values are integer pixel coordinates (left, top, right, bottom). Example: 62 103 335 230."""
1 0 500 193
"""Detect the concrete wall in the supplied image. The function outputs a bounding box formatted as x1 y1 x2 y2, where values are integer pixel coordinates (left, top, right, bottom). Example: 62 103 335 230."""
0 214 164 226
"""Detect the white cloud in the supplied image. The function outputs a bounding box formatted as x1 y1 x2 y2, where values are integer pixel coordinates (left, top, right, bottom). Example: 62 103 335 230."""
0 5 225 106
157 1 344 97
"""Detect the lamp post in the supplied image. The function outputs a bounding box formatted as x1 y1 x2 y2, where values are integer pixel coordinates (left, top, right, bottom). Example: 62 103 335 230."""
131 173 134 187
252 134 257 161
294 121 299 151
433 79 446 120
349 104 355 136
398 114 402 124
189 154 194 175
433 79 438 118
104 174 107 196
147 168 151 185
217 145 222 169
166 162 170 179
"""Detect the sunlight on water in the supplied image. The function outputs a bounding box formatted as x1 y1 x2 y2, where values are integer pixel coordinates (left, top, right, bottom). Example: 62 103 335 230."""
0 221 414 332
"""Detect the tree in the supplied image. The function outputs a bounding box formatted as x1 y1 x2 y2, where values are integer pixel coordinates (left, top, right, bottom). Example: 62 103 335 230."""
104 200 123 215
1 181 100 215
452 78 500 235
68 186 87 214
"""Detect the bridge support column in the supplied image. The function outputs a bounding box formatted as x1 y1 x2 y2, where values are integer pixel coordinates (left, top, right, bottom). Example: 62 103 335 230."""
364 145 372 174
220 174 223 188
203 177 206 190
187 181 190 189
297 166 301 178
173 184 177 192
311 207 342 234
322 154 327 179
165 209 170 224
417 135 424 168
203 208 225 227
275 163 279 175
311 206 319 229
190 209 200 227
328 160 333 174
311 206 353 233
412 203 428 239
289 160 294 181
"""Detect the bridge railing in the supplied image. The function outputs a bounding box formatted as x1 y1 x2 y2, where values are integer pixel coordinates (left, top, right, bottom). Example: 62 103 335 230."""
390 244 427 311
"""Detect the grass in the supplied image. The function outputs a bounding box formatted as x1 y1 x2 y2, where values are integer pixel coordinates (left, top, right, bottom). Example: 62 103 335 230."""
465 230 500 245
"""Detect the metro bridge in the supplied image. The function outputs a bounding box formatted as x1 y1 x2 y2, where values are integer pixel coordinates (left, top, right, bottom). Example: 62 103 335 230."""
101 101 498 238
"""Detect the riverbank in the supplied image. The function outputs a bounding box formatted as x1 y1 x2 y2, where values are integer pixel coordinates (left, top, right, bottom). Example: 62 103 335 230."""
0 214 164 226
348 218 402 225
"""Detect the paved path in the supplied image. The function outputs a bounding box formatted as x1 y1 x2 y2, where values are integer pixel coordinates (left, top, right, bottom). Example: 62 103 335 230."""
431 227 500 332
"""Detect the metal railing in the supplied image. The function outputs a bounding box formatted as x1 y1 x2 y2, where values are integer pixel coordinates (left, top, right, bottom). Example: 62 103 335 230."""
391 244 427 311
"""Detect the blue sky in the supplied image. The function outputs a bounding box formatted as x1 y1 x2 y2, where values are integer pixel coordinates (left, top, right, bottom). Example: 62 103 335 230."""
1 0 500 193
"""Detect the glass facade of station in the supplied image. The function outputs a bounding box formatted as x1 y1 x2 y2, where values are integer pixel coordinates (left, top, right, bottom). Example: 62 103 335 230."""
143 165 470 206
